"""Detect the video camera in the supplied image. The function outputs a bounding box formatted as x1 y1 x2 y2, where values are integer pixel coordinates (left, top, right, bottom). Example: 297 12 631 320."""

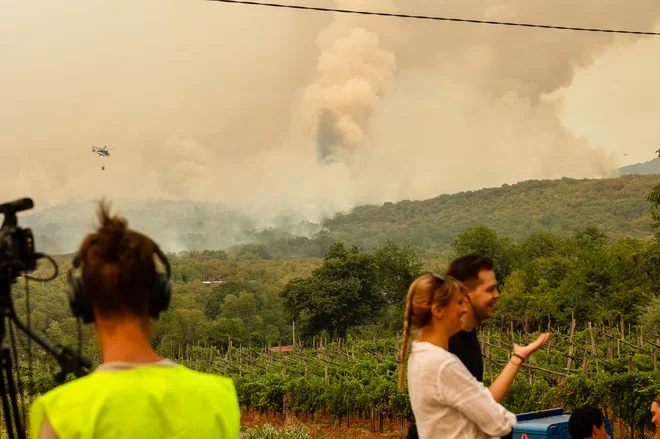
0 197 91 439
0 198 38 279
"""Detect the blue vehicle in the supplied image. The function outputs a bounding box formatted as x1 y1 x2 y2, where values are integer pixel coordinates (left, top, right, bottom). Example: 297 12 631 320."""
512 408 614 439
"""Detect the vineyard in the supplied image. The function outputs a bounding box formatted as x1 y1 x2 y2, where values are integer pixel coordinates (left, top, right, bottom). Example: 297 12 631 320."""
8 318 656 437
3 306 660 437
133 316 659 438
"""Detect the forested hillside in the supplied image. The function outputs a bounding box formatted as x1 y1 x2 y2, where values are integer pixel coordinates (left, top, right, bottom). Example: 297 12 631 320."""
618 157 660 176
322 174 659 251
20 174 660 257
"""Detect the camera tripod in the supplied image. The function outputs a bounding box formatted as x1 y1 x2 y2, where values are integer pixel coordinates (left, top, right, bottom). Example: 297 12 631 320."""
0 279 91 439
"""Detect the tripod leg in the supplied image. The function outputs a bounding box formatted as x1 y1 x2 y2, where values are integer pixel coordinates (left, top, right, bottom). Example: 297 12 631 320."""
0 354 16 439
3 349 25 439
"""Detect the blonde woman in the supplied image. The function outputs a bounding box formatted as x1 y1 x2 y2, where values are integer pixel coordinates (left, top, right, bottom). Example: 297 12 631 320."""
399 273 516 439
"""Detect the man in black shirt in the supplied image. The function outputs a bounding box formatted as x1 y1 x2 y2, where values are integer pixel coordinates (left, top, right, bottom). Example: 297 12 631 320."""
448 328 483 382
407 255 550 439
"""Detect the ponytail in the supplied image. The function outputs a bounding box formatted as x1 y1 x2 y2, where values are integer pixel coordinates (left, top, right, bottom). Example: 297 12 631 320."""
398 278 417 392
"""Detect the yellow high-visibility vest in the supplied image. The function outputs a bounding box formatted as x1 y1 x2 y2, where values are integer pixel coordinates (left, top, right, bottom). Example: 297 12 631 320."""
30 364 240 438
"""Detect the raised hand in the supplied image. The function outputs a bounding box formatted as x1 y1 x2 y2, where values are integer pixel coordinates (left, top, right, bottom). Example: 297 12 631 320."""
513 332 551 360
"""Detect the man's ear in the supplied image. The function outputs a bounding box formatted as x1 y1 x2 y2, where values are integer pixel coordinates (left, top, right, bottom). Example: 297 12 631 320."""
592 424 601 437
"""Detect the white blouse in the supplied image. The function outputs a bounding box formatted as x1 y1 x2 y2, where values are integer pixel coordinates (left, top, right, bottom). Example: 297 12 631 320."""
407 341 517 439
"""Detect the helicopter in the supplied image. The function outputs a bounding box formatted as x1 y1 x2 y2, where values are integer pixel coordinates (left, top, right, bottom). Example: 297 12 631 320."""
91 146 114 157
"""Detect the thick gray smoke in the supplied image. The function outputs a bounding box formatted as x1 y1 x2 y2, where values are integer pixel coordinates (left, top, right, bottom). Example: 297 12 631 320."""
2 0 660 241
292 1 398 164
294 0 398 165
291 0 660 202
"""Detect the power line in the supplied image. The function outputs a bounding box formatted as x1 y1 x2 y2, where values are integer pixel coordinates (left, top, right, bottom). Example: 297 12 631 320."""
207 0 660 36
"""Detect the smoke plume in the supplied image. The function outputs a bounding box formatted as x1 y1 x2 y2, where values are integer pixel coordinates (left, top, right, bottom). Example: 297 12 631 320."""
2 0 660 243
291 0 399 164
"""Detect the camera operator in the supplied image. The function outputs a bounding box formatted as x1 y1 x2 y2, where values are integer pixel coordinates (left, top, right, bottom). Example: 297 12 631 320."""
29 200 240 438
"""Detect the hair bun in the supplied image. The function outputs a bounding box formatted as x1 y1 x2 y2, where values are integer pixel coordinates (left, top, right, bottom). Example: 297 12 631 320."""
96 199 128 262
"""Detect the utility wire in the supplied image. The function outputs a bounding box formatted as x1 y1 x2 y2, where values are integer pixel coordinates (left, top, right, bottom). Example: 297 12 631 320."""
207 0 660 36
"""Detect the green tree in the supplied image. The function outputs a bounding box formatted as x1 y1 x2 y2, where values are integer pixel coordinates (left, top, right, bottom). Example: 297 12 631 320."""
496 270 530 326
236 244 272 260
520 231 565 260
204 317 247 347
646 181 660 228
46 321 65 345
281 242 381 336
202 250 228 260
220 291 258 325
161 308 206 346
374 240 423 304
638 297 660 339
573 225 608 250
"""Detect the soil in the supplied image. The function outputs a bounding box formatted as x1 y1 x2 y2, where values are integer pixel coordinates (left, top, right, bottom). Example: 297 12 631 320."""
241 410 407 438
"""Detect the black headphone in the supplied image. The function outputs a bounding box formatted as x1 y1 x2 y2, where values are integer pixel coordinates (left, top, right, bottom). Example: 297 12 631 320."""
66 243 172 324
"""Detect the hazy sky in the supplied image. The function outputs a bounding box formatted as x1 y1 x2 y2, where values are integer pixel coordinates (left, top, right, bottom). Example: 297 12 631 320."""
2 0 660 224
